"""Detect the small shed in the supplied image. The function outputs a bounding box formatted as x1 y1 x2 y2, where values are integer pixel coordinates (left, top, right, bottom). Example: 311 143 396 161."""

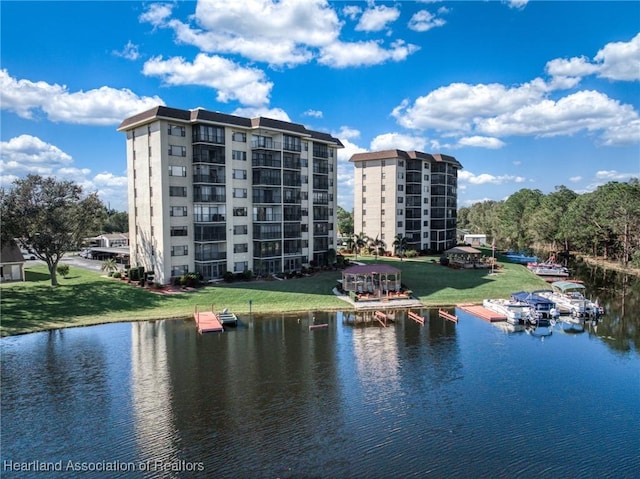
0 240 26 282
463 234 487 246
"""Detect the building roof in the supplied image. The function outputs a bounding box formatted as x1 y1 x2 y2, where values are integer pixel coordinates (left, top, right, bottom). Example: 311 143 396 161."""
343 264 401 275
117 106 343 147
350 149 461 168
445 246 482 255
0 240 26 264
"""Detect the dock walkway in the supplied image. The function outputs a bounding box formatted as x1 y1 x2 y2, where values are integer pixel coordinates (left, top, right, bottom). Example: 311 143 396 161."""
195 306 223 333
457 303 506 322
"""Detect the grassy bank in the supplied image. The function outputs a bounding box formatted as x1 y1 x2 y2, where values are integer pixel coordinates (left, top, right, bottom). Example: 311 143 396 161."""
0 257 548 336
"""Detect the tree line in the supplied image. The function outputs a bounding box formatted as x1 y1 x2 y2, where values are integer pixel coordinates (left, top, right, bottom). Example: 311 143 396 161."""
457 180 640 268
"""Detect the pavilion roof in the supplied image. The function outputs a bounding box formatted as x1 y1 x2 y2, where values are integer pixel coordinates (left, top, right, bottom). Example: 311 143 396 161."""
343 264 401 275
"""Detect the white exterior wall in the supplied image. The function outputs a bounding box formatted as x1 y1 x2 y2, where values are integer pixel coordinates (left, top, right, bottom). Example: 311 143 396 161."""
123 109 340 284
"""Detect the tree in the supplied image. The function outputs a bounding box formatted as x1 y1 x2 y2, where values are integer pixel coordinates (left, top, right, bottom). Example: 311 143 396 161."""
101 258 118 274
336 206 353 236
353 232 369 260
0 175 105 286
499 189 543 251
393 234 408 261
369 235 385 261
103 209 129 233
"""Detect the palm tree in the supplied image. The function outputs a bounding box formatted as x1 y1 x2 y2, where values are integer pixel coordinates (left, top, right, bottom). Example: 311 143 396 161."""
101 257 118 274
393 234 408 261
345 236 356 255
353 232 369 261
369 235 386 261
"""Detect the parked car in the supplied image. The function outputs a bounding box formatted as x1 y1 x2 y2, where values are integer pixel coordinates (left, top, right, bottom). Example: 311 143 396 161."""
20 249 36 260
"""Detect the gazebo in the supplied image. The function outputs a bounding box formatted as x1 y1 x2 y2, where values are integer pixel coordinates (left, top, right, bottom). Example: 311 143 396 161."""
341 264 406 301
444 246 488 268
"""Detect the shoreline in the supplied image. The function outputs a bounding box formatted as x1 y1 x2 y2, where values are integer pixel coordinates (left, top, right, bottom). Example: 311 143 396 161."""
577 255 640 277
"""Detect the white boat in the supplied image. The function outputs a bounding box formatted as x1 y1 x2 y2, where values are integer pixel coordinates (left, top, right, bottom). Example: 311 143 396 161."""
217 308 238 327
483 298 534 325
530 264 569 277
537 281 601 318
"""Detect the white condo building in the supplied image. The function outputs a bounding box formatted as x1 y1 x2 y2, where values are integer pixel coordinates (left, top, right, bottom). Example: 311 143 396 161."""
350 149 462 253
118 106 343 284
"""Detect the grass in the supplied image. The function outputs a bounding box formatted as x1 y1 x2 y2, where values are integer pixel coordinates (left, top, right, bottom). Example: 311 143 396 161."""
0 255 549 337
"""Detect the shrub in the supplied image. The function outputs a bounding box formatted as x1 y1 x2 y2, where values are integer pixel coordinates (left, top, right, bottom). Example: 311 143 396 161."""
405 249 418 258
439 255 450 266
56 264 70 278
243 269 253 281
223 271 234 283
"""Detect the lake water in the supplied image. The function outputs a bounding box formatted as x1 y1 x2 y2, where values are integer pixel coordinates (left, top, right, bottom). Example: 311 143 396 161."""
1 266 639 478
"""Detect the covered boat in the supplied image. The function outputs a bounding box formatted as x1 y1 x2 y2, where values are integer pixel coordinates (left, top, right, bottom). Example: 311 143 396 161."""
482 298 534 325
511 291 559 320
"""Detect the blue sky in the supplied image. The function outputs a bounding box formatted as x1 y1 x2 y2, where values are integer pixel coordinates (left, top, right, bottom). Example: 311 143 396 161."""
1 0 639 213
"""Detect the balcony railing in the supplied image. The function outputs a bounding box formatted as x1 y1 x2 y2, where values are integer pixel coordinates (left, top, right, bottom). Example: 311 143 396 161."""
252 139 282 150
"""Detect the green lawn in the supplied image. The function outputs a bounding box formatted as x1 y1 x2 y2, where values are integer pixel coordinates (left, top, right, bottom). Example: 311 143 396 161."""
0 256 549 336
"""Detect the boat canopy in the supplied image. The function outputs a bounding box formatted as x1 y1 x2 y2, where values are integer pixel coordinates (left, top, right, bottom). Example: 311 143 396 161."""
551 281 585 292
511 291 555 306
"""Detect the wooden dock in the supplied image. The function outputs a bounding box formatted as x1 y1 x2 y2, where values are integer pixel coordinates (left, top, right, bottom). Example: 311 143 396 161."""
195 306 223 333
374 310 389 327
457 304 505 323
438 309 458 323
408 311 425 325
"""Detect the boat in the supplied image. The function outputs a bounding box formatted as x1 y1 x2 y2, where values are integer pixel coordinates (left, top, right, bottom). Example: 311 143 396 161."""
529 264 570 277
217 308 238 327
482 298 534 325
503 252 539 265
511 291 560 321
533 281 603 318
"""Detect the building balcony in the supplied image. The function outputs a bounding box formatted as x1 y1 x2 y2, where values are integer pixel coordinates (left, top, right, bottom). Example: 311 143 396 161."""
252 139 282 150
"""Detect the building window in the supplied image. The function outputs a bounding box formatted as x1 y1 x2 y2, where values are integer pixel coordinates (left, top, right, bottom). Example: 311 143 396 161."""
233 243 248 253
423 209 429 216
381 172 386 179
398 184 404 191
170 186 187 197
381 197 385 203
169 145 186 157
233 207 247 217
170 206 188 217
381 185 385 191
397 221 403 227
168 124 186 137
398 161 404 167
233 188 247 198
362 197 366 204
423 232 429 238
171 265 188 277
234 261 248 273
381 160 386 166
232 132 246 142
170 226 188 236
234 225 248 235
424 163 430 169
171 245 188 256
169 165 187 177
362 185 366 192
233 169 247 179
423 220 429 226
398 197 403 203
398 172 404 179
424 174 429 181
424 197 429 204
232 150 247 161
381 209 385 215
362 209 366 216
381 221 385 227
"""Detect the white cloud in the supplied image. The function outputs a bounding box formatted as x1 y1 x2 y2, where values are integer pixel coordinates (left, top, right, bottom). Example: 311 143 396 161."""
456 136 506 149
595 170 639 181
594 32 640 81
303 109 323 118
335 126 361 141
318 39 419 68
0 135 128 210
506 0 529 10
546 33 640 84
0 135 72 178
477 90 639 142
569 176 582 183
370 132 428 152
232 106 291 122
356 5 400 32
408 10 446 32
0 70 164 125
142 54 273 106
459 170 526 185
392 79 549 132
112 41 141 61
140 0 419 69
342 5 361 20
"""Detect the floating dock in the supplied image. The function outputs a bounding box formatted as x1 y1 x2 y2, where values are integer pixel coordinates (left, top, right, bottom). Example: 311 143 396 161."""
457 304 505 322
195 306 223 333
